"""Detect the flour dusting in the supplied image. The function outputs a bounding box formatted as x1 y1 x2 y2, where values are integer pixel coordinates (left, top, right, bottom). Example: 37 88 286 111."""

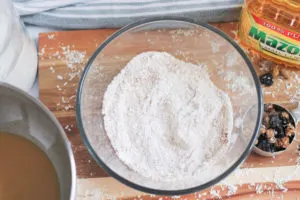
102 52 233 181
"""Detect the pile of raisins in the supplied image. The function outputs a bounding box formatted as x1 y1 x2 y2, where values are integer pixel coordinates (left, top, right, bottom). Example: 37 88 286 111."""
256 104 296 152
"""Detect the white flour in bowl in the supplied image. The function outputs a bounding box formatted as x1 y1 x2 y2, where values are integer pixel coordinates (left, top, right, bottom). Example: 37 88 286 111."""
102 51 233 181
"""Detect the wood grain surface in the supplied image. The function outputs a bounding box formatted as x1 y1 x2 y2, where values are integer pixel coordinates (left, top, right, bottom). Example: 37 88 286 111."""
38 22 300 199
123 181 300 200
76 177 300 199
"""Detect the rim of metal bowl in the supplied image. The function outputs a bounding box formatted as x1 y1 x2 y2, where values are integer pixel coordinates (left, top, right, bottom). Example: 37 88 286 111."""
76 17 263 196
0 83 77 200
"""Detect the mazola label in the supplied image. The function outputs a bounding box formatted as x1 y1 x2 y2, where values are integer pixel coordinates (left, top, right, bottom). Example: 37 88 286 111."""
249 27 300 60
238 9 300 66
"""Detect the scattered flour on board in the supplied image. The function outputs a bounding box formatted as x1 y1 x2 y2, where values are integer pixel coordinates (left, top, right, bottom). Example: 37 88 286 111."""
57 75 63 80
210 187 222 199
39 44 87 133
102 52 233 183
47 34 55 40
61 46 86 69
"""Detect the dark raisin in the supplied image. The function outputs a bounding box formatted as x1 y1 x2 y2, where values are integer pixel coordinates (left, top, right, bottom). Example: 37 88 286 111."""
289 135 294 143
263 142 273 152
258 134 266 141
260 73 273 86
269 115 282 128
257 140 273 152
269 143 275 152
275 146 286 151
269 111 279 119
275 126 285 138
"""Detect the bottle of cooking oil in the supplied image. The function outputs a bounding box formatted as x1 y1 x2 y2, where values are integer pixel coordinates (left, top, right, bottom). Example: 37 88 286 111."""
238 0 300 67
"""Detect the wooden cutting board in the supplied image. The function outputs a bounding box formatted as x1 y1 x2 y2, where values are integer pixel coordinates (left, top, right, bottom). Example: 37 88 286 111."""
38 23 300 199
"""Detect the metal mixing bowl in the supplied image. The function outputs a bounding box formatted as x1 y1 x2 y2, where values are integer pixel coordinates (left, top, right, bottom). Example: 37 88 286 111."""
0 83 76 200
77 17 263 195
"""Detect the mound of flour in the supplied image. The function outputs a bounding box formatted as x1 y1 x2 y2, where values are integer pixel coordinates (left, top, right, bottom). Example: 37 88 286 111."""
102 52 233 181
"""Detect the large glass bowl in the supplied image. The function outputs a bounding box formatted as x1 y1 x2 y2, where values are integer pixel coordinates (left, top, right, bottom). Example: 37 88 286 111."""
76 17 263 195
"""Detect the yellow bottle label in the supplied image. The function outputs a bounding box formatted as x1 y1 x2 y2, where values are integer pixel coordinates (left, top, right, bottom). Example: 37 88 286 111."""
238 9 300 66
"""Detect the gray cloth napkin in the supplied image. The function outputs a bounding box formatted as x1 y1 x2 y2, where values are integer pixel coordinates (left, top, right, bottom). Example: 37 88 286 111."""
15 0 243 29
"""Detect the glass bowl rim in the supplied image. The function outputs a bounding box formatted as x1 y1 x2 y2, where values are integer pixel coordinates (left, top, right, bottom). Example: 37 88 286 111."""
76 16 263 196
